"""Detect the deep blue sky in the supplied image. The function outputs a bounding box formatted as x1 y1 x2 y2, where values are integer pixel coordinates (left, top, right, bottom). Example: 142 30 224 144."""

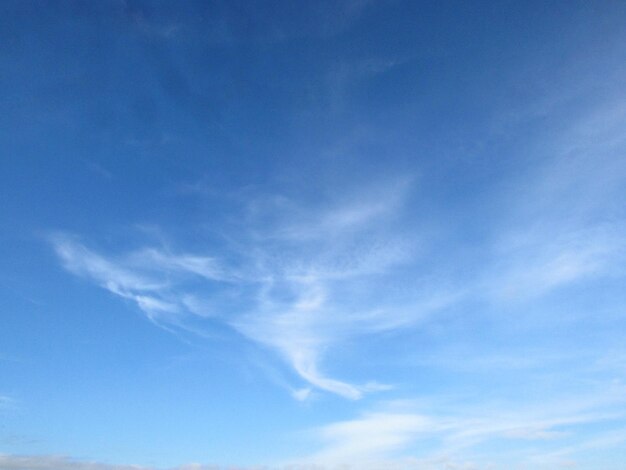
2 1 626 469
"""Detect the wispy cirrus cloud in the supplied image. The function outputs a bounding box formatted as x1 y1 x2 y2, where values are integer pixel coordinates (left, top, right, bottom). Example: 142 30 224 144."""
467 95 626 306
48 90 626 405
300 384 626 468
49 178 437 399
307 411 435 463
485 224 625 302
49 95 626 398
0 395 14 409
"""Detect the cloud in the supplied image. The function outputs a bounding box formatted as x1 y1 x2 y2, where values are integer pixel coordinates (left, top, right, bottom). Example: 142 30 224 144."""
308 412 434 463
127 249 233 283
299 386 626 468
48 92 626 404
50 234 181 326
486 225 625 301
292 387 312 402
49 179 439 399
445 96 626 310
52 234 164 294
0 395 14 409
49 97 626 402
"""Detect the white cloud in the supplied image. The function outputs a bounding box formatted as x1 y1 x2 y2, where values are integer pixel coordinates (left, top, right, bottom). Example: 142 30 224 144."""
297 386 626 468
292 387 312 401
485 94 626 301
0 395 14 409
308 412 434 463
52 234 164 294
486 225 625 301
127 249 233 283
49 179 437 399
48 91 626 403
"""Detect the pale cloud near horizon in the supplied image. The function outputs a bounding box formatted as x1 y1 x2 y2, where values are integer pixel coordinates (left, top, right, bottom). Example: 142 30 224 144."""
10 384 623 470
297 382 626 468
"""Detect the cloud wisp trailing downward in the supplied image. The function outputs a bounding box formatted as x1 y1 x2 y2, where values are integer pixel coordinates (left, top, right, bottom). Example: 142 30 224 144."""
49 179 436 399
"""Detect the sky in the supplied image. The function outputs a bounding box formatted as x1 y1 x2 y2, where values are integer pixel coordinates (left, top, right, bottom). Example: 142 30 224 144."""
1 0 626 469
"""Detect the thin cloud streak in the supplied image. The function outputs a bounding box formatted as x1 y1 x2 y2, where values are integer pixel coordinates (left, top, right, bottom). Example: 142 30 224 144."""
300 386 626 467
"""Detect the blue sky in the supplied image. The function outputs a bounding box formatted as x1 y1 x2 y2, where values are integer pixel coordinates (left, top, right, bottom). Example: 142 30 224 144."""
2 1 626 468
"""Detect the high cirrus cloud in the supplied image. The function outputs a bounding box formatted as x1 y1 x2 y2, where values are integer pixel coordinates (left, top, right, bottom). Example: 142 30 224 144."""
49 179 430 400
298 383 626 468
49 116 626 400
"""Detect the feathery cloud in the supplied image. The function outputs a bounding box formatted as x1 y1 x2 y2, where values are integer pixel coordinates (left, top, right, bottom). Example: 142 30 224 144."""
49 179 431 399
